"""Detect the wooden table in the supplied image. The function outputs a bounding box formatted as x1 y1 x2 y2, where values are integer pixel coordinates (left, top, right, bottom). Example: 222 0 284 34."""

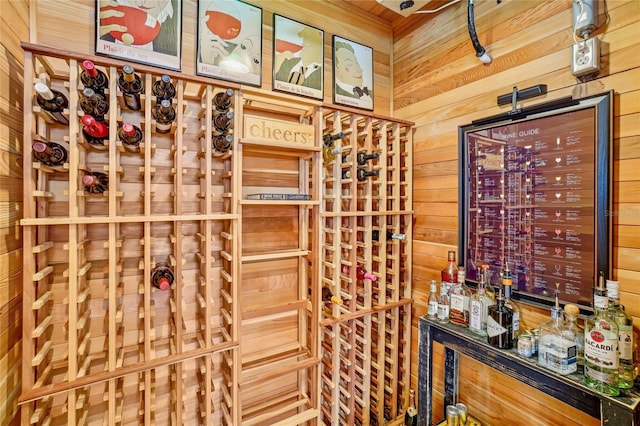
417 316 640 425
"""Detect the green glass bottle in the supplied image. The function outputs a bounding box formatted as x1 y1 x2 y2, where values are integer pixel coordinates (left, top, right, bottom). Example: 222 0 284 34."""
606 279 634 389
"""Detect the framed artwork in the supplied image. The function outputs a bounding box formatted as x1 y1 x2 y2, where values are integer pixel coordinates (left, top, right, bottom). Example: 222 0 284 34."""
332 36 373 111
95 0 182 71
196 0 263 86
272 14 324 100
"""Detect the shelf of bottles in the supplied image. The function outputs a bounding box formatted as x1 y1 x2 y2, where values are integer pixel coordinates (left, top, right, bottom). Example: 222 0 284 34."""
318 106 413 425
21 44 237 425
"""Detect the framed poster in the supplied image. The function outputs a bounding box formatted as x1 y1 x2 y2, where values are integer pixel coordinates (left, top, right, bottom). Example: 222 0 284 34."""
459 91 612 312
332 36 373 111
95 0 182 71
272 14 323 100
196 0 262 86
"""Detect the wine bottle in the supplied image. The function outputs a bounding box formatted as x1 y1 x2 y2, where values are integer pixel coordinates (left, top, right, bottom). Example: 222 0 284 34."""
356 168 379 181
152 74 175 101
212 134 233 153
322 287 343 305
341 169 352 180
79 87 109 119
502 261 520 339
357 151 379 166
214 88 234 111
80 60 108 94
341 264 377 281
32 140 68 167
118 122 143 153
117 65 144 111
372 230 407 241
82 171 108 194
81 114 109 148
323 131 344 145
213 111 234 133
34 82 69 125
152 99 176 134
323 132 344 164
404 388 417 426
151 262 174 290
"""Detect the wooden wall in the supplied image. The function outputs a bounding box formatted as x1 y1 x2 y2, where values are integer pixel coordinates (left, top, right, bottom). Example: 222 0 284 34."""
0 0 28 424
394 0 639 424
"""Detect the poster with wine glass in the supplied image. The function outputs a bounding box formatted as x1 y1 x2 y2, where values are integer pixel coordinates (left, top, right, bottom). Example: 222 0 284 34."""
95 0 182 71
196 0 263 86
332 36 374 111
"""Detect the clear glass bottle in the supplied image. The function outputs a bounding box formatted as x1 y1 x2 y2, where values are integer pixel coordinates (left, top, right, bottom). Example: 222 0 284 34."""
449 267 471 327
437 283 450 324
564 303 585 374
427 280 439 320
469 266 492 336
502 261 520 340
537 283 577 375
441 251 458 294
584 272 619 396
487 287 513 349
606 279 634 389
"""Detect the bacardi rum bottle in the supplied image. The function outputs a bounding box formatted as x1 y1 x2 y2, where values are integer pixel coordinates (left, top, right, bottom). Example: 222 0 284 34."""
606 279 634 389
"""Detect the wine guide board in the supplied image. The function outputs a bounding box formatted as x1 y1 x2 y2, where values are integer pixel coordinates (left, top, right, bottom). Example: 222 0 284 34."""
464 108 596 307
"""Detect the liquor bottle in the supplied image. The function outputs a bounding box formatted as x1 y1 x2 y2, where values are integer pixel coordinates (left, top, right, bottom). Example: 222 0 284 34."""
372 230 407 241
151 262 174 290
212 134 233 153
152 74 175 101
357 168 379 181
469 266 492 336
82 171 108 194
502 261 520 339
357 151 379 166
152 99 176 134
322 287 343 305
606 279 634 389
118 65 144 111
118 122 143 153
80 60 108 94
404 388 417 426
441 251 458 294
214 88 234 111
322 131 344 164
487 287 513 349
449 267 471 327
79 87 109 119
427 280 439 320
341 264 377 281
34 82 69 125
436 282 450 324
564 303 585 374
32 140 68 167
81 114 109 148
213 111 234 133
537 283 577 375
584 272 619 396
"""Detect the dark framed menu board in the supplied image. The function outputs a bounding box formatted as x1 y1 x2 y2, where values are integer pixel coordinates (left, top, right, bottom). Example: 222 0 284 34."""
458 91 612 310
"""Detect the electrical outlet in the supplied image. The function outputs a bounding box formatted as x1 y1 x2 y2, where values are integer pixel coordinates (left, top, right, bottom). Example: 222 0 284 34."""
571 37 600 77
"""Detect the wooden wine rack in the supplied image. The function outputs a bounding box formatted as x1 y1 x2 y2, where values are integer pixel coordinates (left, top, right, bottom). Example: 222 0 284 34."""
20 43 413 426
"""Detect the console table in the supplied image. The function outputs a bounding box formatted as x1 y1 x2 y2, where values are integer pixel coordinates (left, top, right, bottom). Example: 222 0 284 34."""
417 316 640 425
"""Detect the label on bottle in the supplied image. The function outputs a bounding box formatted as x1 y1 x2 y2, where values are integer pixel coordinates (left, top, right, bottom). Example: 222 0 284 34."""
512 311 520 338
593 294 608 310
156 121 172 133
469 300 483 332
585 327 619 369
618 325 633 361
427 301 438 317
450 293 465 312
437 303 449 321
486 316 507 338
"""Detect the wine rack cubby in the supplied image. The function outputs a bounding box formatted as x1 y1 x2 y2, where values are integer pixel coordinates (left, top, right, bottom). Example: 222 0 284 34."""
22 43 413 426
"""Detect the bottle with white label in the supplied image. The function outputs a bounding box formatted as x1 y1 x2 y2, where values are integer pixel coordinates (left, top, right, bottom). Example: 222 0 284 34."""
449 267 471 327
584 272 619 396
487 287 513 349
436 283 449 324
469 266 492 336
537 283 577 375
427 280 438 320
606 279 634 389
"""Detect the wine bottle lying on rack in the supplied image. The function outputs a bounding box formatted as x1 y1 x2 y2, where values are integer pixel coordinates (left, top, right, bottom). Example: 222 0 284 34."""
81 114 109 149
152 74 175 101
118 65 144 111
322 287 343 305
32 140 68 167
213 111 233 133
357 168 379 181
80 60 108 94
79 87 109 119
151 262 174 290
152 99 176 134
372 230 407 241
118 123 143 152
213 134 233 154
82 171 108 194
214 88 234 111
357 151 379 165
341 264 377 281
34 82 69 125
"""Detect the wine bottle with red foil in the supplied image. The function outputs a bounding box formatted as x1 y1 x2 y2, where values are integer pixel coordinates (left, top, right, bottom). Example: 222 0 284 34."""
152 74 175 101
212 134 233 154
81 114 109 149
117 65 144 111
341 264 377 281
118 122 143 153
82 171 108 194
322 287 343 305
151 262 174 290
79 87 109 120
80 60 108 94
34 82 69 125
32 140 68 167
357 151 379 166
213 88 234 111
213 111 233 133
356 168 379 182
152 99 176 134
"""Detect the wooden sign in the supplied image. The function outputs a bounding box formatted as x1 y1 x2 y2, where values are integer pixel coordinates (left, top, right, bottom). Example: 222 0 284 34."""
243 114 315 149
